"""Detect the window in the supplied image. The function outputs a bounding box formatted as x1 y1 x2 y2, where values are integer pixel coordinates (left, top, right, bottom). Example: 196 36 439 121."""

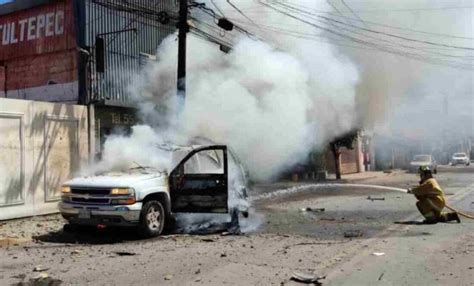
184 150 224 174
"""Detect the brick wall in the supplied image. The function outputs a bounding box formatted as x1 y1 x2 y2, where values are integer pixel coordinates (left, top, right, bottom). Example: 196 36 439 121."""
6 49 77 90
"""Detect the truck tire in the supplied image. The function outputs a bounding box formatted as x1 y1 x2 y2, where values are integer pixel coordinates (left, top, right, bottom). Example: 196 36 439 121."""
138 200 165 238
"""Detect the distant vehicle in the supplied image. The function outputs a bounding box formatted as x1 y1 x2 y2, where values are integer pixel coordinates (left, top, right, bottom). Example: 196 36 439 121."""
450 152 470 166
409 154 438 174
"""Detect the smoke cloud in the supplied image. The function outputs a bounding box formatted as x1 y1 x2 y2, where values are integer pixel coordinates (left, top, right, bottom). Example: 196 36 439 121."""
123 1 359 182
96 0 473 180
323 0 474 148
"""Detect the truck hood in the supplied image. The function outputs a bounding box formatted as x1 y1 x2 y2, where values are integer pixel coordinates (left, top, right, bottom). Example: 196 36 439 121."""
64 172 166 188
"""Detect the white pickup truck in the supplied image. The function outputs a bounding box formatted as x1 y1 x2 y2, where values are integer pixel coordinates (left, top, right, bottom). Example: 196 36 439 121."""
59 144 248 237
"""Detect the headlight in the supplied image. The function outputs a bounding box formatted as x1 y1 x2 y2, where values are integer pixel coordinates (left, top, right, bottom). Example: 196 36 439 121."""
111 188 134 195
61 186 71 194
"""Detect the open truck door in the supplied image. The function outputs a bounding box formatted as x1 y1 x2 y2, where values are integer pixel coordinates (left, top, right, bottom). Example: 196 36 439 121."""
170 146 228 213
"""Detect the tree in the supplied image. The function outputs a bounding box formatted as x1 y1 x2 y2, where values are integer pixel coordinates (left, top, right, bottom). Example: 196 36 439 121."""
330 130 359 180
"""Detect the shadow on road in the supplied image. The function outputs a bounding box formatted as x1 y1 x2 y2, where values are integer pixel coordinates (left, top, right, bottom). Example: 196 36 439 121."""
394 221 424 225
33 227 146 245
33 223 231 245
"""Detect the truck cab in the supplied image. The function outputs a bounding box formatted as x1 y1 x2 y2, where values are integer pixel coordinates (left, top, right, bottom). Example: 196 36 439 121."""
59 145 248 237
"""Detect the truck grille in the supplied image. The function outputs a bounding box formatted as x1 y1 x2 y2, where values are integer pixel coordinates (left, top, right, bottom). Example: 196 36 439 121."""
71 197 110 205
71 188 111 195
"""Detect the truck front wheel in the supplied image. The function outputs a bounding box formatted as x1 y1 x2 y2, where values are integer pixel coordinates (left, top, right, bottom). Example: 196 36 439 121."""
138 200 165 238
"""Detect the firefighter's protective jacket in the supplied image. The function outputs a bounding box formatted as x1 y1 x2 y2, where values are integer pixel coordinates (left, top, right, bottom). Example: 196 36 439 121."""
411 178 446 204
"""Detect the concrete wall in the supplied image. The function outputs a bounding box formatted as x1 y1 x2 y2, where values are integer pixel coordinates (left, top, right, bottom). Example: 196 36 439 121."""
0 98 88 220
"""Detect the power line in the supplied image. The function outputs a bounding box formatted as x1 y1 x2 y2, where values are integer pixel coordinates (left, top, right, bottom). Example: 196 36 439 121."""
318 15 474 51
232 15 474 62
257 1 474 70
326 0 346 22
189 2 261 41
210 0 225 17
273 1 474 40
269 3 473 60
271 1 474 51
339 0 368 28
323 5 474 13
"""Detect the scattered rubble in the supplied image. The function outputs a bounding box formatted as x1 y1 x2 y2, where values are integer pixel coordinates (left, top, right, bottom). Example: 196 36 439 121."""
33 265 49 272
113 251 137 256
367 196 385 201
290 271 325 285
32 272 49 280
343 230 363 238
300 207 325 212
11 271 63 286
70 250 81 255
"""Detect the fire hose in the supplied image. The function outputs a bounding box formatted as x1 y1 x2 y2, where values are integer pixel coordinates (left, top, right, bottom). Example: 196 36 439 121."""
341 183 474 220
254 183 474 220
444 204 474 219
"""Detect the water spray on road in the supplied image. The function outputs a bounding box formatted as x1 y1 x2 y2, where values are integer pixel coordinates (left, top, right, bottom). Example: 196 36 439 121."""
252 183 408 202
253 183 474 220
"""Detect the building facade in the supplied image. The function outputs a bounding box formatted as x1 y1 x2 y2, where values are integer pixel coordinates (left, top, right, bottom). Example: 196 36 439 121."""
0 0 177 219
1 0 177 154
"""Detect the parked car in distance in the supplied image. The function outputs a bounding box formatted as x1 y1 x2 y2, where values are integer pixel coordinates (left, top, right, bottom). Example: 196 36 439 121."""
450 152 470 166
409 154 438 174
59 144 249 238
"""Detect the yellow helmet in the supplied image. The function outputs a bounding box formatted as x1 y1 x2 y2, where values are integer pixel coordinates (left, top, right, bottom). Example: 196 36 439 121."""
418 166 432 175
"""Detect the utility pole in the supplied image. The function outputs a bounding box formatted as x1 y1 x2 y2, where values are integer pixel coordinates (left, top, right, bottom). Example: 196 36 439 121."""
177 0 188 101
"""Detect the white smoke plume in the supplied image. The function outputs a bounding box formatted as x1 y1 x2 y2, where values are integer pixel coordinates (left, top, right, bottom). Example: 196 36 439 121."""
123 1 359 182
86 125 172 175
321 0 474 153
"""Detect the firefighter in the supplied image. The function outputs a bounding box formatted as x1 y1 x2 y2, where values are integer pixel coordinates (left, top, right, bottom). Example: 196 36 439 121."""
407 166 461 224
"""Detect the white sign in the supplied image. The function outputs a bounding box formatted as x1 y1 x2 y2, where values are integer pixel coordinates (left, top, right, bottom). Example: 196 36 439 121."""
0 10 65 46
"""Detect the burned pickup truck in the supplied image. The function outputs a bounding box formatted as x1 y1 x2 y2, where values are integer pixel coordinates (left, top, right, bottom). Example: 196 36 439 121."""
59 145 248 237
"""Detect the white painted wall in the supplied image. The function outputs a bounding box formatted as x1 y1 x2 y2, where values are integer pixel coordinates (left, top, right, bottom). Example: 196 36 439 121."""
0 98 88 220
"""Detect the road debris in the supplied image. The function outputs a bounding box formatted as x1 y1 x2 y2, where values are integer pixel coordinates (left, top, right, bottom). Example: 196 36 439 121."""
372 252 385 256
378 272 385 281
367 196 385 201
290 271 325 284
33 265 49 272
344 230 363 238
12 273 27 280
164 274 173 281
201 238 215 242
70 250 81 255
113 251 137 256
300 207 325 212
32 272 49 280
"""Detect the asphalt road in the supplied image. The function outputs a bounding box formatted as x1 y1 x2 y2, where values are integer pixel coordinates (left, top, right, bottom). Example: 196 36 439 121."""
0 165 473 285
